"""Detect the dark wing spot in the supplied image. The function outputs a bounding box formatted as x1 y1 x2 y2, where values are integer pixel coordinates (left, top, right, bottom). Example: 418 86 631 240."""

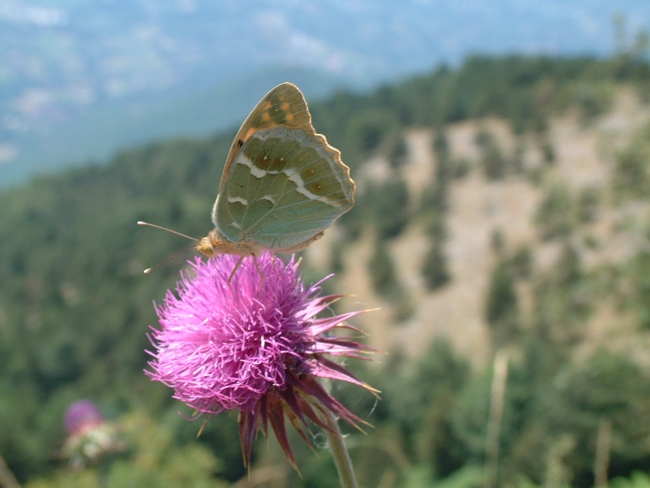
306 180 325 194
256 154 271 170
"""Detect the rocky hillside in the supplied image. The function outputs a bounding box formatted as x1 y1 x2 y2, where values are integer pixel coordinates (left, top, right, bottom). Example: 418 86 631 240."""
305 88 650 367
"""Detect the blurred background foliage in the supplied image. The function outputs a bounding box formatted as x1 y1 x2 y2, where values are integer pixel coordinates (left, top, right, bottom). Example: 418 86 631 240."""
3 51 650 487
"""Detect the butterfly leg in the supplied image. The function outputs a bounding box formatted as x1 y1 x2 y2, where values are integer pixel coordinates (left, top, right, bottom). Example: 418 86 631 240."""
228 256 245 283
227 255 265 286
253 255 266 288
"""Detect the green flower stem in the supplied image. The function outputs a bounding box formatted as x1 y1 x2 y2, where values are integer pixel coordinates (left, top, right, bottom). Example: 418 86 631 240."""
322 408 359 488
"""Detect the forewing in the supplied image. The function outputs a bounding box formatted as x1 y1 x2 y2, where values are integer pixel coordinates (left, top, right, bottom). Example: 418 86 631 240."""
214 126 355 250
218 83 314 194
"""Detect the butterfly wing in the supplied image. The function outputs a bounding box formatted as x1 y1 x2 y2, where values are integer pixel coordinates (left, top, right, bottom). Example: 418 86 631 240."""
214 126 355 251
218 83 314 194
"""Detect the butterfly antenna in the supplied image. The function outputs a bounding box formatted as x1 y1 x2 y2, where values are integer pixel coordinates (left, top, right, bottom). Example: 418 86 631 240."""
143 245 195 274
137 221 199 242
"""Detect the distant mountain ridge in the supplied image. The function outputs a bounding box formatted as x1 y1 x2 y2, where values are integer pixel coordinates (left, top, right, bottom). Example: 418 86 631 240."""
2 0 650 186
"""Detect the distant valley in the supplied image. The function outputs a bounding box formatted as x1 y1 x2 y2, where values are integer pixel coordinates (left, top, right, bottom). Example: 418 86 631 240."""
2 0 650 186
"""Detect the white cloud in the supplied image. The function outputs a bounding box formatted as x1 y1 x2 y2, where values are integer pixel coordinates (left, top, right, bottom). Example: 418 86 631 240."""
0 3 68 26
253 10 353 74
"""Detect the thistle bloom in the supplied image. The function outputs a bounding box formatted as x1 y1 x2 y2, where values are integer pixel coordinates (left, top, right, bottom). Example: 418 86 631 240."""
147 253 374 467
65 400 103 437
62 400 122 470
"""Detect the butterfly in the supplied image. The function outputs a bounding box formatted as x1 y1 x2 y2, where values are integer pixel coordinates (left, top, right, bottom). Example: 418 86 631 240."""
193 82 355 263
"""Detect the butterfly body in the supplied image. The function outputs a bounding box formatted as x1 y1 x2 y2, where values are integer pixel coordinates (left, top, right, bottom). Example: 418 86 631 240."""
196 228 324 258
196 83 354 259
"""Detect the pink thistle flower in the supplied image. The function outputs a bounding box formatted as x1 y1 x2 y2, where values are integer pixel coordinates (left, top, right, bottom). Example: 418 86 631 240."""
62 400 123 470
146 253 375 468
65 400 104 438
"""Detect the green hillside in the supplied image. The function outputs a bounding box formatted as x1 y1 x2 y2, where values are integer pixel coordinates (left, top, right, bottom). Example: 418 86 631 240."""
2 54 650 487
